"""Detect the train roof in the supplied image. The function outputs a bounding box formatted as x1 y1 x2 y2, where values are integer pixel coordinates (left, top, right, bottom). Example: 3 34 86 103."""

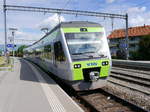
49 21 102 35
25 21 102 50
59 21 102 28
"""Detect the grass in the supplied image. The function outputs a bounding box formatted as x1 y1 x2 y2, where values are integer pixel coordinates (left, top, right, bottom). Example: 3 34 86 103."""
0 56 13 70
0 56 6 66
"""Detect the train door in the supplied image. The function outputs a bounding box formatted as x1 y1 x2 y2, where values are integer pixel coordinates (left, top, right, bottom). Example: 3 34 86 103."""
54 41 66 63
54 41 66 74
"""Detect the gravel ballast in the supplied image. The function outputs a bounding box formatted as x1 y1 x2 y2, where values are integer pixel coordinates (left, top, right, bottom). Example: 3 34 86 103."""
104 81 150 111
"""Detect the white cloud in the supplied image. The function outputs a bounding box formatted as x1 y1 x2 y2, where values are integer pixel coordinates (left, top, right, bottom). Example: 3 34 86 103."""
127 6 146 13
16 31 24 36
14 31 42 45
0 32 4 44
130 16 145 25
106 0 116 3
15 31 41 39
126 6 150 26
129 13 150 26
0 30 42 45
37 14 65 30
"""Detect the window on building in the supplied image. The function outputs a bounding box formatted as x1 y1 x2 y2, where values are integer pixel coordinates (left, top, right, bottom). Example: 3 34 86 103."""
130 37 135 41
129 44 136 48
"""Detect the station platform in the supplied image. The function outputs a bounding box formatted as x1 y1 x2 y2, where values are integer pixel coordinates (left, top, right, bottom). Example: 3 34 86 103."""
0 58 84 112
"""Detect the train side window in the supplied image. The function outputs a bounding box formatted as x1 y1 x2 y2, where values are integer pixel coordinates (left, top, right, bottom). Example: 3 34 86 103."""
44 45 51 52
43 45 51 59
54 41 66 61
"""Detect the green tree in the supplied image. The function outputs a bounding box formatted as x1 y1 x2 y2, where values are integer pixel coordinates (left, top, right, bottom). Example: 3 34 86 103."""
17 45 27 57
0 50 2 56
138 35 150 60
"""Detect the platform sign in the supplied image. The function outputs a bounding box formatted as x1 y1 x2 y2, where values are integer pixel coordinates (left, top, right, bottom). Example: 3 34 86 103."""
119 39 127 49
7 44 14 48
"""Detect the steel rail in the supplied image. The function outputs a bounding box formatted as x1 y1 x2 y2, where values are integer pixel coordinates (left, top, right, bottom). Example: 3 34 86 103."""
99 89 149 112
110 73 150 87
113 64 150 71
108 80 150 95
112 67 150 75
77 89 148 112
111 71 150 82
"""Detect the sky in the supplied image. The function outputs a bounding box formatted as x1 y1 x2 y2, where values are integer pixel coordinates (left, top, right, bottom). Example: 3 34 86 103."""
0 0 150 45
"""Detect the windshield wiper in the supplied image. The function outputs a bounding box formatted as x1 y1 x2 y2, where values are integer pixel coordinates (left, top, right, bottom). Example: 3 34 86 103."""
83 51 95 54
72 53 84 55
72 51 95 55
99 54 107 58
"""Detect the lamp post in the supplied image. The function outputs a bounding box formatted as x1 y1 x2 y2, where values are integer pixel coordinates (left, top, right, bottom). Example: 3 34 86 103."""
3 0 7 57
125 13 129 60
9 28 17 57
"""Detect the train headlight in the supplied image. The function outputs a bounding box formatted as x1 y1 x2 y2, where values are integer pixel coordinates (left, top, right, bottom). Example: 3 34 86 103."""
74 64 81 69
102 61 109 66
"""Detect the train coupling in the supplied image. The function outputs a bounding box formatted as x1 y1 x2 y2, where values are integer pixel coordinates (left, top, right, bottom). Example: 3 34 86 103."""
89 71 99 81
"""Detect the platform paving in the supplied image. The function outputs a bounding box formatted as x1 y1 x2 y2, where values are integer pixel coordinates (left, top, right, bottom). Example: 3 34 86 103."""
0 58 84 112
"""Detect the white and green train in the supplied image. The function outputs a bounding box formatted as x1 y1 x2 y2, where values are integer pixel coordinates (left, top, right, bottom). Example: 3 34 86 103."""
24 21 111 91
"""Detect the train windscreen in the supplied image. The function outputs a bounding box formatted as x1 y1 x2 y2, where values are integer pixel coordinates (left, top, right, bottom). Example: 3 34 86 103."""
65 32 109 58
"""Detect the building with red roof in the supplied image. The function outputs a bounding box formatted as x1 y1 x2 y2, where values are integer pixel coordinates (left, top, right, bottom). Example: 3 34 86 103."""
108 25 150 56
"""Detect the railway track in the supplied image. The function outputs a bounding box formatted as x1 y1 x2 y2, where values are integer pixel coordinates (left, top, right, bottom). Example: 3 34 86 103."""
112 67 150 76
112 63 150 71
76 89 148 112
108 66 150 95
108 78 150 95
112 67 150 80
110 72 150 87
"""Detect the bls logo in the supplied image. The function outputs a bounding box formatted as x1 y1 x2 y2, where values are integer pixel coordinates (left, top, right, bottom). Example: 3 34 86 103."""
87 62 97 66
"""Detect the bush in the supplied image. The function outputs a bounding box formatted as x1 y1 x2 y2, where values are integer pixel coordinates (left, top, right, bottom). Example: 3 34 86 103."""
116 50 126 59
138 35 150 60
16 45 27 57
129 51 140 60
111 55 117 59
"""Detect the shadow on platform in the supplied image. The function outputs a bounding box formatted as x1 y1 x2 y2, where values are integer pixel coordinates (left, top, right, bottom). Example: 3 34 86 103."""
19 59 56 85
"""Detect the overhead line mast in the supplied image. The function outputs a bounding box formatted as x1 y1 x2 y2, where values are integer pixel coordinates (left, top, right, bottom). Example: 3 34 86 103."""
3 4 129 59
5 5 126 19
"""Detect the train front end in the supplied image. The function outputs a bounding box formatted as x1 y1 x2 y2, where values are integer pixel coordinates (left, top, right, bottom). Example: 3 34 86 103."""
62 22 111 90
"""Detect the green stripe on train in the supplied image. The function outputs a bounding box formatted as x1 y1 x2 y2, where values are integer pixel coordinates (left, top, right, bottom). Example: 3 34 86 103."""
72 59 110 80
62 27 104 33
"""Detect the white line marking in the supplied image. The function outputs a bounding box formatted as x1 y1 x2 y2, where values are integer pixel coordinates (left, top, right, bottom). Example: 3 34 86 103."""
25 60 66 112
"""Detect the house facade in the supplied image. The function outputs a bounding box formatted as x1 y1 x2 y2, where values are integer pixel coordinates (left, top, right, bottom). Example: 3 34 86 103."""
108 25 150 56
